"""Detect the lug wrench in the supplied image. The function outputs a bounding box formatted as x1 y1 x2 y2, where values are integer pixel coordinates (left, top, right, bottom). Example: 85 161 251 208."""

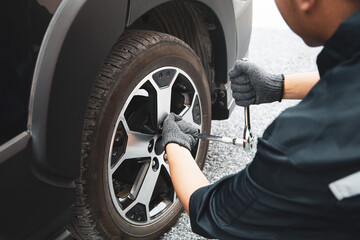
243 106 254 151
193 106 254 152
193 58 254 151
193 57 254 151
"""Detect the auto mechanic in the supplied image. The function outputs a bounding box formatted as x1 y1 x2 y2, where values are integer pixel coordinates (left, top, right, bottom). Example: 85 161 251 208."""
160 0 360 239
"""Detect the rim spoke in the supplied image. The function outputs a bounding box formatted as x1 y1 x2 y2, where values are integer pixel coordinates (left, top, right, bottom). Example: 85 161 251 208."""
126 131 153 156
124 166 160 223
123 117 153 153
156 87 173 127
148 70 179 127
111 144 151 175
111 120 153 173
128 161 151 200
136 166 160 206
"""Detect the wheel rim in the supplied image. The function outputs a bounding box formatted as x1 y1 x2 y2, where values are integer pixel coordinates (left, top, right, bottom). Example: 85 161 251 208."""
108 66 202 226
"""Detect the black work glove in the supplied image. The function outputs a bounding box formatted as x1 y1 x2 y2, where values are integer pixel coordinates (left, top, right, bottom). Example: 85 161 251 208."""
229 60 284 106
161 113 198 152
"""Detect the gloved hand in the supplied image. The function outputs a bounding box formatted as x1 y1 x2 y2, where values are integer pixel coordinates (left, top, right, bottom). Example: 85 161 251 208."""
229 60 284 106
161 113 198 152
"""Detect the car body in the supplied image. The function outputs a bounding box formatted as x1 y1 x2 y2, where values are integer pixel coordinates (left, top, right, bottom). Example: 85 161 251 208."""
0 0 252 239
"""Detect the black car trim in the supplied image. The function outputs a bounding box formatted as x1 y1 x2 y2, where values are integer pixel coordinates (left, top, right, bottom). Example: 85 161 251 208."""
28 0 83 130
29 0 128 183
0 131 31 165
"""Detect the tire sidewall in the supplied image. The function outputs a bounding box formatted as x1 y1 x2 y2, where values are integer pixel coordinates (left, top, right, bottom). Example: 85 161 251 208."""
87 39 211 239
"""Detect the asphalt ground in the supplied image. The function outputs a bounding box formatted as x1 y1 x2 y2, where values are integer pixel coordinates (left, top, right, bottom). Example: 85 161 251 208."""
161 0 322 239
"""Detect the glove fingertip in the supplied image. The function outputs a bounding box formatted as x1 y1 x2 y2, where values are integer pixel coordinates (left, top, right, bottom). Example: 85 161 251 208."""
229 60 246 76
167 113 176 121
190 128 199 135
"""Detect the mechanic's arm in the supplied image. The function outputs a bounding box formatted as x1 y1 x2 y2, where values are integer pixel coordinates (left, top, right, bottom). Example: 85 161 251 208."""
160 113 209 214
229 60 319 106
283 72 319 99
166 143 209 214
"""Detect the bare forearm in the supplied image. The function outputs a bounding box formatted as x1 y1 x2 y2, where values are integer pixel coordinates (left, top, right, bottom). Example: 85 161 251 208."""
283 72 320 99
166 143 209 214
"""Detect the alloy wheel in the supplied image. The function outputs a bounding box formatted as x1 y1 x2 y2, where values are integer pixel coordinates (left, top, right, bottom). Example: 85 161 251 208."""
108 66 202 225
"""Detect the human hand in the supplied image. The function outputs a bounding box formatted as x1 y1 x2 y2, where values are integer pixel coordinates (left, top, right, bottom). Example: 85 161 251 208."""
161 113 198 152
228 60 284 106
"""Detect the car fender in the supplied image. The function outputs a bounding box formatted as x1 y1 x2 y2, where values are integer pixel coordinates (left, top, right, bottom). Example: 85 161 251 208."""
29 0 128 185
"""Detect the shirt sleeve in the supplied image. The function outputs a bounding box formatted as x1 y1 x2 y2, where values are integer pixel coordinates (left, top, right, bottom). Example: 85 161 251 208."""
189 61 360 239
188 136 296 239
189 168 259 239
188 138 343 240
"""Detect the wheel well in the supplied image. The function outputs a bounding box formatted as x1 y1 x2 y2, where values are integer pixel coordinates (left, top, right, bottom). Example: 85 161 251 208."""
127 1 227 104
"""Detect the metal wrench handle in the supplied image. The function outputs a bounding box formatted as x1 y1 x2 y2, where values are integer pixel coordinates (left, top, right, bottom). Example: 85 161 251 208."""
193 58 254 151
240 58 254 152
193 107 254 150
193 133 245 146
243 106 254 152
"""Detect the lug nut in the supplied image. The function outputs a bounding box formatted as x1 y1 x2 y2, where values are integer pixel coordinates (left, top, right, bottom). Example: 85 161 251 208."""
115 134 120 142
112 149 118 156
152 157 159 172
220 91 226 98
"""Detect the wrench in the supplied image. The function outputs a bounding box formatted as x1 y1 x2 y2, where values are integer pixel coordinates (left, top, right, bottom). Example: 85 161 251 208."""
193 106 254 152
194 58 254 151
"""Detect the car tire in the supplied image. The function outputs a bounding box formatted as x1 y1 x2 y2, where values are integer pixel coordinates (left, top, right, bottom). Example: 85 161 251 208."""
68 30 211 240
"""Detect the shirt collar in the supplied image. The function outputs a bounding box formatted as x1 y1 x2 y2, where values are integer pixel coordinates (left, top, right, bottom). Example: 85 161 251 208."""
317 8 360 76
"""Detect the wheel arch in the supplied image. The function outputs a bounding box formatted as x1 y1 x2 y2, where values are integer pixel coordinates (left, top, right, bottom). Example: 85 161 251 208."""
29 0 239 185
29 0 128 184
127 0 236 119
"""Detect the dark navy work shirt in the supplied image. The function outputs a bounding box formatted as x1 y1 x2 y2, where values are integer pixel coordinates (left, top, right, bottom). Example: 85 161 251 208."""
189 9 360 240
